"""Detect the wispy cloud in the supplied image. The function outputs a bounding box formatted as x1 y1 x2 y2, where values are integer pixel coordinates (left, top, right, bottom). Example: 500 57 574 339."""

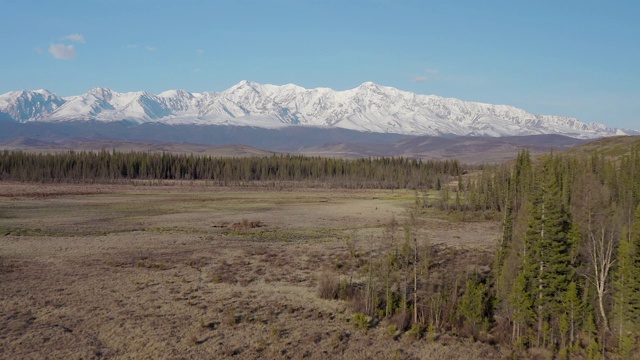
125 44 156 52
49 43 77 60
196 49 204 56
412 68 440 82
64 34 85 43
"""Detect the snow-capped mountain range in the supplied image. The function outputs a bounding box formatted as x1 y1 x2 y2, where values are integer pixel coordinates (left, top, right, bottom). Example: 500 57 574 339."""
0 81 636 139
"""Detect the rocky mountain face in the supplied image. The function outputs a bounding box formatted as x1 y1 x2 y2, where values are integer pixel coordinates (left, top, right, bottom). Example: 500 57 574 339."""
1 81 636 139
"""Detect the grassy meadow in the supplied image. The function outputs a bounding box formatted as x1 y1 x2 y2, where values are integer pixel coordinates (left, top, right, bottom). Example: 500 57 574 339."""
0 182 501 359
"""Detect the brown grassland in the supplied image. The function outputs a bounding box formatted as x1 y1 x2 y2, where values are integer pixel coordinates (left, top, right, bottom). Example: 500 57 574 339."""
0 182 503 359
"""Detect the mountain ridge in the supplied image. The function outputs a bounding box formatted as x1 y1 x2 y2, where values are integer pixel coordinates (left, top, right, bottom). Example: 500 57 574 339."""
1 81 637 139
0 125 587 164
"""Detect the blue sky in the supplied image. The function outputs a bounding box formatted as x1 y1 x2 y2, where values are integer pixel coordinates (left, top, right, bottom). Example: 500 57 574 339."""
1 0 639 129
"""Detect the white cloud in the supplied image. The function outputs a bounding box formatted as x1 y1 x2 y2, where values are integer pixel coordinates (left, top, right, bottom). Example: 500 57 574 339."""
194 67 201 73
412 69 441 82
196 49 204 56
125 44 155 51
64 34 85 43
49 43 77 60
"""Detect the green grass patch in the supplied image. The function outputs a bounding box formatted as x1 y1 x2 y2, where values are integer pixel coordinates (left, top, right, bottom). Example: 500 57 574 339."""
223 227 349 242
0 225 146 237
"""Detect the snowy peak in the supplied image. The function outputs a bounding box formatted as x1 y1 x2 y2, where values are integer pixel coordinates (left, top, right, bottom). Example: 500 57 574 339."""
0 82 636 139
0 90 65 122
47 88 178 123
88 87 114 100
157 89 197 114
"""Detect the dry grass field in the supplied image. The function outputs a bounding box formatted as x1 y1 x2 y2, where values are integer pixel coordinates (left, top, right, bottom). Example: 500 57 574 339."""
0 182 503 359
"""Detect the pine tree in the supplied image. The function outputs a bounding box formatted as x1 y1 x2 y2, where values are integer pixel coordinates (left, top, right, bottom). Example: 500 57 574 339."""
509 271 534 346
613 226 636 356
631 204 640 325
524 155 571 346
562 281 582 347
458 277 488 337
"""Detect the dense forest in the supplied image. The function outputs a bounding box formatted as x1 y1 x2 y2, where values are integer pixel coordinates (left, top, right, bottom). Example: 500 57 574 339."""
489 148 640 358
0 150 461 189
319 146 640 358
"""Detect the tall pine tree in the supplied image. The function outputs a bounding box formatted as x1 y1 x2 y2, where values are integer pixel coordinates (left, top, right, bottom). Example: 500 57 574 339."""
523 155 572 346
613 225 635 357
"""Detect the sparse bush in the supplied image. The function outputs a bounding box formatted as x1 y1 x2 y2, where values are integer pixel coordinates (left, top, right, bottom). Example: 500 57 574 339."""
406 324 422 340
352 312 370 330
317 273 356 300
250 220 262 228
230 219 264 230
387 324 398 339
426 323 437 342
388 312 411 332
318 273 341 299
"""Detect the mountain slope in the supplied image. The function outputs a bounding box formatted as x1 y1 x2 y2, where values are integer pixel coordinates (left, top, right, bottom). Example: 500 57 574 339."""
0 81 637 139
0 90 65 122
562 135 640 159
298 134 587 163
0 122 587 164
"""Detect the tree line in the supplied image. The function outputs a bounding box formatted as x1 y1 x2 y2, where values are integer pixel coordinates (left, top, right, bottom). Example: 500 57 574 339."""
0 150 463 189
491 148 640 357
435 147 640 357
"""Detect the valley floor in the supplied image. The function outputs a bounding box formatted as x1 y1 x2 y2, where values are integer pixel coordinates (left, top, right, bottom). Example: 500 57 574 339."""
0 182 502 359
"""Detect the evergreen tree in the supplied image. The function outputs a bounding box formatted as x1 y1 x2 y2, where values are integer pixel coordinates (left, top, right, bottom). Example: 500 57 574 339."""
562 281 582 347
631 204 640 324
524 155 572 346
613 225 635 356
458 277 488 337
607 204 640 356
509 271 534 346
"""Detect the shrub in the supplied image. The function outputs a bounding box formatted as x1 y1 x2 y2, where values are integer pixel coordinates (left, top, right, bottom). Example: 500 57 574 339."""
426 323 437 342
317 273 355 300
406 324 422 340
352 312 370 330
388 312 411 332
317 273 341 299
387 324 398 339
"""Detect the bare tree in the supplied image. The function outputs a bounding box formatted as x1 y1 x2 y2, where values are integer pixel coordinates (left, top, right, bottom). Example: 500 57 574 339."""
585 211 617 332
573 172 618 333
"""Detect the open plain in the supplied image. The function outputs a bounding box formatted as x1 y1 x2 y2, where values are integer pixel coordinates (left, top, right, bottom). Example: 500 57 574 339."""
0 182 502 359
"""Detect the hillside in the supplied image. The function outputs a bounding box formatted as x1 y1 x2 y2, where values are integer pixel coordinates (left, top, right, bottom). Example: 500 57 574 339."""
0 128 587 164
562 135 640 159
